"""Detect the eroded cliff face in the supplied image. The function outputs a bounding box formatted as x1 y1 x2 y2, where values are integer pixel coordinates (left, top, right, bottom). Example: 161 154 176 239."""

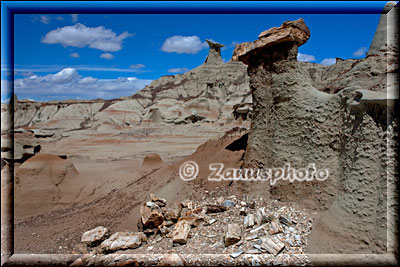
10 40 251 133
234 3 398 253
130 40 250 125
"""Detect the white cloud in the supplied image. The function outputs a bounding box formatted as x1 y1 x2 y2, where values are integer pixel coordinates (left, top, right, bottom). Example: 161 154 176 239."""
39 15 50 24
14 64 147 73
71 14 78 23
352 47 367 57
320 58 336 66
129 64 145 69
55 16 64 21
41 23 133 52
49 68 79 83
100 53 114 59
297 52 316 62
12 68 152 100
79 76 98 84
70 52 80 58
161 35 207 54
167 67 189 73
14 71 35 77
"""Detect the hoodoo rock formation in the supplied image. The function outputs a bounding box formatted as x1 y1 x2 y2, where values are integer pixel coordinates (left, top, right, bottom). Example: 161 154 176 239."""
130 40 250 125
204 40 224 64
233 3 398 254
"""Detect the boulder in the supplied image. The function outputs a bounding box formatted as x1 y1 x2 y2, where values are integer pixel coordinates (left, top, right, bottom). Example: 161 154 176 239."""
150 193 167 207
255 207 270 225
100 231 146 252
172 221 190 244
244 214 255 228
224 223 241 246
140 205 164 229
269 219 284 235
260 236 285 255
206 204 227 214
81 226 108 245
162 201 182 222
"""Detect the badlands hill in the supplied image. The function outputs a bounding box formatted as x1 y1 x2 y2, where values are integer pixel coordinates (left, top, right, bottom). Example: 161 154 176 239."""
6 39 250 136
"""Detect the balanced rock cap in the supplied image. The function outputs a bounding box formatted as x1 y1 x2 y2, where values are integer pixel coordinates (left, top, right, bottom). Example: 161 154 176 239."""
232 18 310 62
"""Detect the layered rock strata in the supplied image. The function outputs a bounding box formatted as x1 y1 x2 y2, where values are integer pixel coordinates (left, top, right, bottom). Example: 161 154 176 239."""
9 40 251 132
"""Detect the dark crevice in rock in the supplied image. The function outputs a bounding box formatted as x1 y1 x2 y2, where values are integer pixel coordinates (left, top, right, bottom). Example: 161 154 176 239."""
225 133 248 151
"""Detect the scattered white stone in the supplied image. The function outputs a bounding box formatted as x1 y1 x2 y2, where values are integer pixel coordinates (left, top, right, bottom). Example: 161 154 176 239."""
208 218 217 225
225 223 241 246
245 234 258 241
260 235 285 255
230 250 244 258
100 231 145 252
250 223 268 233
146 201 159 209
244 214 255 228
81 226 108 245
172 221 190 244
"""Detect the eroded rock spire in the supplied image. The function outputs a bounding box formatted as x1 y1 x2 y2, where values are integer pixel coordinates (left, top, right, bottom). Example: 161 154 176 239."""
204 40 224 64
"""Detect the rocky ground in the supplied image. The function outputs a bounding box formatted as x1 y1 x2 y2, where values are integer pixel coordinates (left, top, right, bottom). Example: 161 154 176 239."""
70 191 315 266
10 123 249 254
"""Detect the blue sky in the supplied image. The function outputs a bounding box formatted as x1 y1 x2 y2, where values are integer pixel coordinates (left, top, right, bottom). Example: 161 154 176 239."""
1 11 384 101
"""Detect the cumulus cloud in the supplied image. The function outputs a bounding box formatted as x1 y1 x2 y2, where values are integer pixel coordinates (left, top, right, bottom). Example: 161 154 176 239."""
100 53 114 59
320 58 336 66
70 52 80 58
167 67 189 73
50 68 79 83
353 47 368 57
297 52 316 62
12 68 152 100
161 35 207 54
41 23 133 52
14 64 147 74
71 14 78 23
129 64 145 69
79 76 98 84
